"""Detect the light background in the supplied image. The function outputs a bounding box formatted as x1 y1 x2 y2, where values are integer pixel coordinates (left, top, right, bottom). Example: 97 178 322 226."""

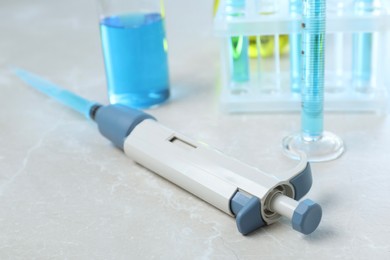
0 0 389 259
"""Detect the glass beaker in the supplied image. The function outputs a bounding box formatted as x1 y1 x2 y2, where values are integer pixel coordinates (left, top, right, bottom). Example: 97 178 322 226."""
96 0 170 109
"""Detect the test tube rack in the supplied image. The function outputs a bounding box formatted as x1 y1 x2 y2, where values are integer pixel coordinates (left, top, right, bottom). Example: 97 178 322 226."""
214 0 390 113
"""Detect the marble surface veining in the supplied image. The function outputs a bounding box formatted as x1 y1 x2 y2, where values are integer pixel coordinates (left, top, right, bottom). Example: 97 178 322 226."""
0 0 390 259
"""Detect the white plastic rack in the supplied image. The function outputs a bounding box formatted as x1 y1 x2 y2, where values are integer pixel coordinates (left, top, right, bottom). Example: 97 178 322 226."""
214 0 390 113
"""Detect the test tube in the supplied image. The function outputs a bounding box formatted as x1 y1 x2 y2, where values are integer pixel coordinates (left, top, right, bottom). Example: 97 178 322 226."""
231 35 250 83
256 0 278 64
352 0 374 91
214 0 220 15
289 0 303 93
226 0 250 85
282 0 344 162
255 0 285 93
333 1 348 90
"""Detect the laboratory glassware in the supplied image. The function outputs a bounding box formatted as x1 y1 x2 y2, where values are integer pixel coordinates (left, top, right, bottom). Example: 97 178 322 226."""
96 0 170 108
282 0 344 162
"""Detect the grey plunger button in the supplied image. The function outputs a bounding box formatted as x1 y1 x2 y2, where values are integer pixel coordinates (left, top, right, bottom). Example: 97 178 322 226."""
292 199 322 234
271 194 322 235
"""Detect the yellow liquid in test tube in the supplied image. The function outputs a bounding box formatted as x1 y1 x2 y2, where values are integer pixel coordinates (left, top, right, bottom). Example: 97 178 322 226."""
214 0 289 58
249 35 289 58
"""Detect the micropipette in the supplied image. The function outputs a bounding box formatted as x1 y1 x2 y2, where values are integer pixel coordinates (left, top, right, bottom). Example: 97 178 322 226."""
14 68 322 235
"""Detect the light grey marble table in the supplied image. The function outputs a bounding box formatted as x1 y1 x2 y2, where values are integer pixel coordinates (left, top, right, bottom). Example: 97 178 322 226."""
1 0 389 259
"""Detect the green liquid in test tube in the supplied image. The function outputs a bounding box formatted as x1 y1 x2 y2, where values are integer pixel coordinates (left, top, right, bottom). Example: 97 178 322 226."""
226 0 249 84
282 0 344 162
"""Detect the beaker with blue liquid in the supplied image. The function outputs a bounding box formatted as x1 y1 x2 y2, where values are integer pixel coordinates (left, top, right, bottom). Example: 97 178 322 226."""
96 0 170 108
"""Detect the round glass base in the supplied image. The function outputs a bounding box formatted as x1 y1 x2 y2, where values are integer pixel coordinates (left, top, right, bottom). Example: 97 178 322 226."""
109 89 170 109
282 131 344 162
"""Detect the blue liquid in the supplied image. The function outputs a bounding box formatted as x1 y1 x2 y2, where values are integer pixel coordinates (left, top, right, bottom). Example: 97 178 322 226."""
230 36 249 83
100 13 169 108
225 0 249 84
13 68 97 119
301 0 326 138
352 0 373 90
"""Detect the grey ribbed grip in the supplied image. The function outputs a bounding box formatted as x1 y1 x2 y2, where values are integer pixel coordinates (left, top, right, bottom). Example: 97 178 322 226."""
95 105 155 150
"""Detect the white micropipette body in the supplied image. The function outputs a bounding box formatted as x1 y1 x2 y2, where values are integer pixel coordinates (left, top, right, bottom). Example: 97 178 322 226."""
14 68 322 235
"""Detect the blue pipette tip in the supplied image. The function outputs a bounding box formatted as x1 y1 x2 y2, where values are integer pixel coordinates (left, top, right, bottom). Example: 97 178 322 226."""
12 67 100 119
10 67 38 83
